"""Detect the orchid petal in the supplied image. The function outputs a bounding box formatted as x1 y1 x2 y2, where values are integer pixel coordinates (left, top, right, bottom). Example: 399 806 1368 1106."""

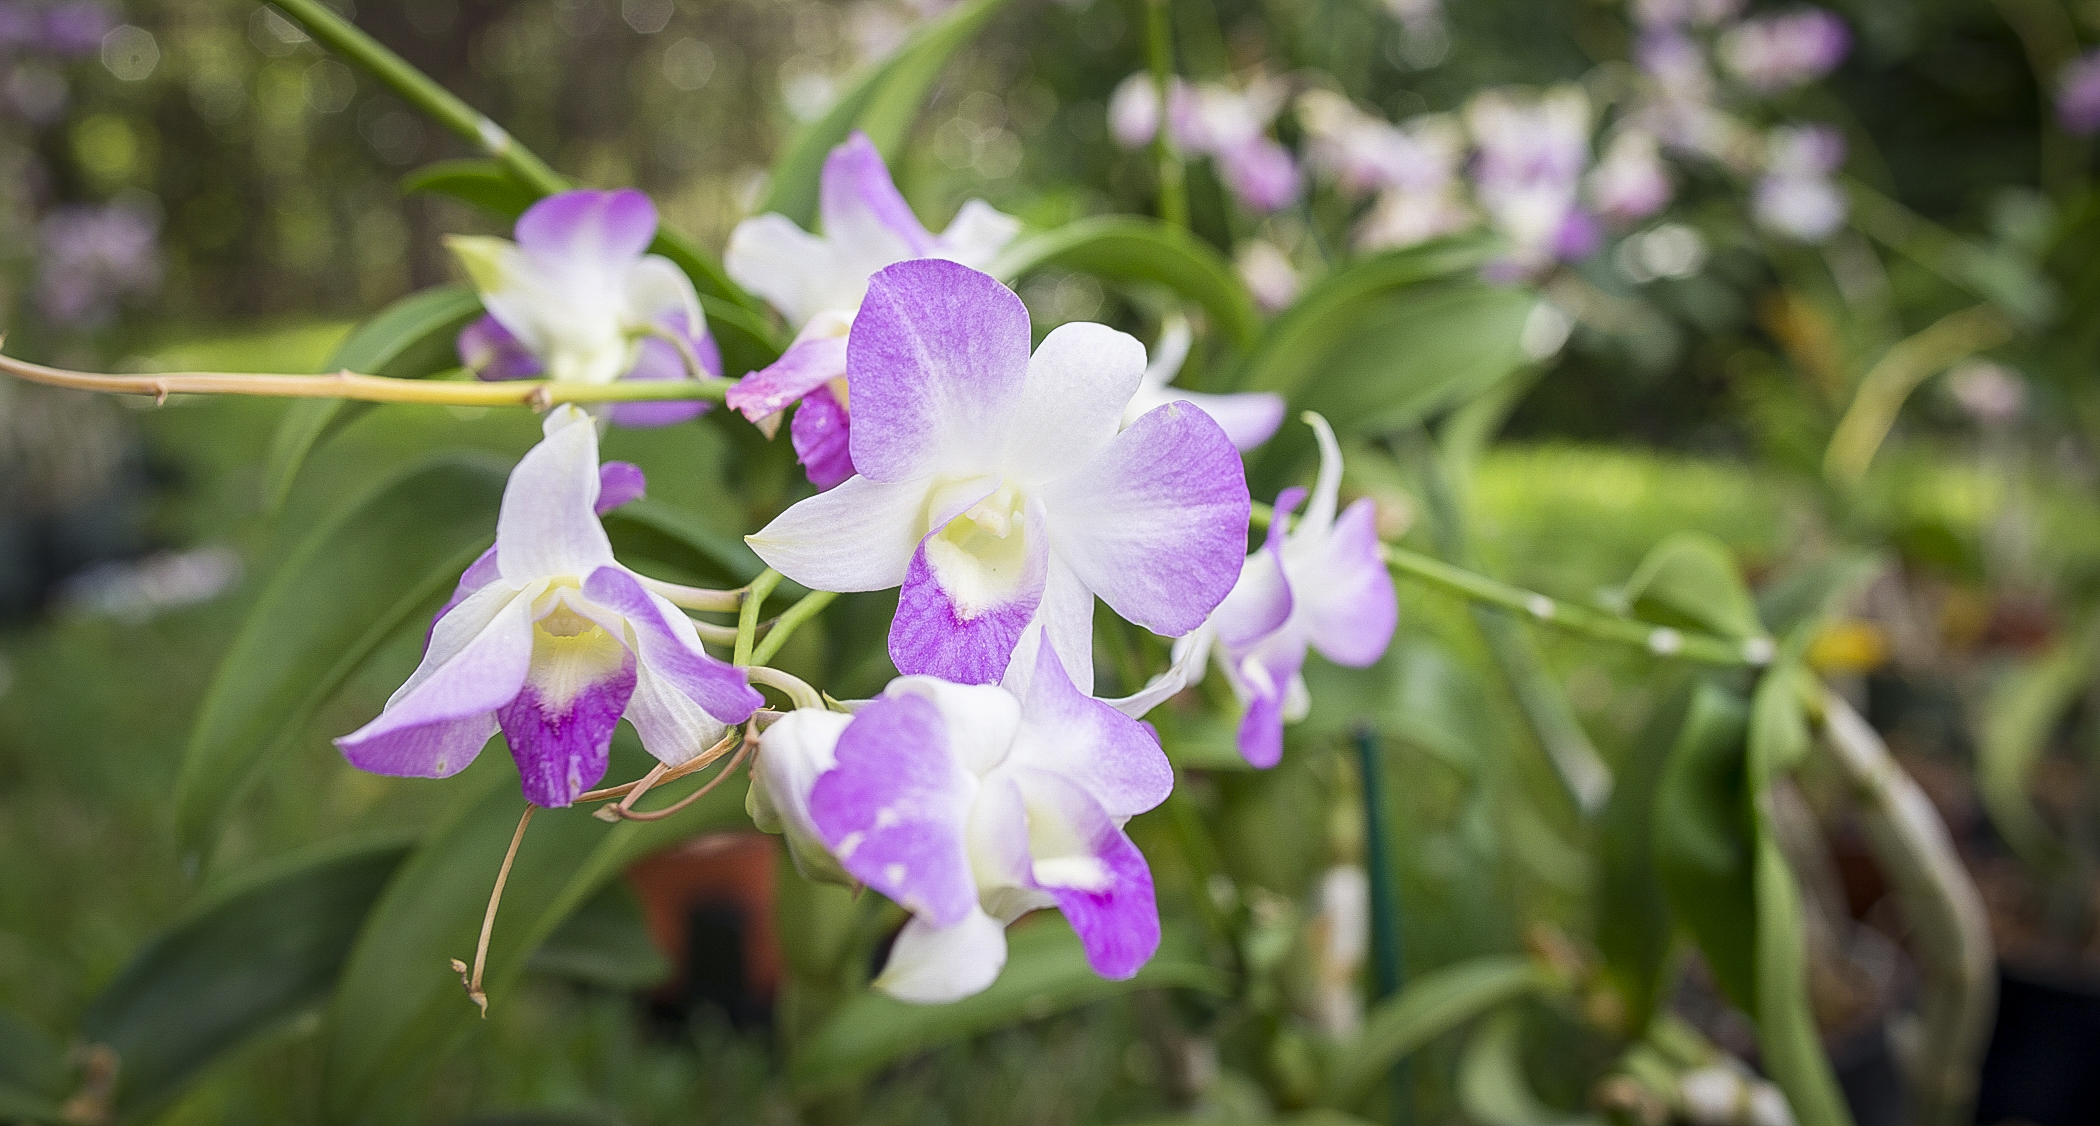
750 708 854 884
1008 637 1171 817
747 474 953 593
1163 389 1286 451
936 199 1023 267
790 382 856 491
603 319 716 428
874 908 1009 1003
891 504 1049 685
1003 322 1148 485
336 585 534 779
621 254 704 334
886 676 1023 777
810 692 979 926
595 461 648 514
724 213 839 330
847 259 1030 483
725 332 849 422
516 188 657 266
459 314 545 381
1009 552 1098 695
1038 401 1248 638
1302 412 1345 534
1108 624 1213 718
498 643 636 807
583 567 763 740
820 131 937 259
1010 769 1160 979
496 405 617 581
1291 498 1397 668
1232 642 1306 769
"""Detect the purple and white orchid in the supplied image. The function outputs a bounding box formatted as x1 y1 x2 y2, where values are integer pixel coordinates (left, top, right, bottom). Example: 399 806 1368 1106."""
1752 124 1846 242
1717 8 1849 95
1122 316 1285 452
1110 72 1302 213
1119 414 1394 768
745 259 1250 693
449 190 720 429
336 406 765 808
751 637 1169 1002
1465 86 1600 276
1297 91 1473 252
723 132 1020 490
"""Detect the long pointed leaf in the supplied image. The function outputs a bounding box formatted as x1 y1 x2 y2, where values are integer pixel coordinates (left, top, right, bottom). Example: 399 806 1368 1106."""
1321 956 1554 1109
174 454 509 868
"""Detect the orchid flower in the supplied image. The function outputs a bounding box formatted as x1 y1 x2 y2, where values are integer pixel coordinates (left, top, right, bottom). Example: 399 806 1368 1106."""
1717 9 1849 95
745 258 1249 692
1465 86 1600 275
1587 129 1674 225
1117 415 1394 768
1296 92 1474 252
1235 240 1303 314
1110 73 1301 212
1752 124 1846 242
336 406 764 808
723 132 1021 490
751 637 1169 1002
448 190 719 429
1121 317 1285 452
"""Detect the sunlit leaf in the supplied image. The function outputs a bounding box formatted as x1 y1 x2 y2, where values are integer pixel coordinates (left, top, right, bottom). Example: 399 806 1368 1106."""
174 454 509 868
1321 955 1554 1109
262 284 484 510
760 0 1012 227
81 837 413 1119
788 919 1228 1096
993 217 1260 349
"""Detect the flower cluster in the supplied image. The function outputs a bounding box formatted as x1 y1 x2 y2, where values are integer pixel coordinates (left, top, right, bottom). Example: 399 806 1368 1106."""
36 200 160 328
342 139 1403 1003
1109 72 1301 212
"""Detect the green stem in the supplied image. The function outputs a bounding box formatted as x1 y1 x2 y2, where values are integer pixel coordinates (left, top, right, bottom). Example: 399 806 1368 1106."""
266 0 763 317
735 569 783 666
1353 726 1412 1126
1250 504 1768 669
1144 0 1189 231
751 590 838 667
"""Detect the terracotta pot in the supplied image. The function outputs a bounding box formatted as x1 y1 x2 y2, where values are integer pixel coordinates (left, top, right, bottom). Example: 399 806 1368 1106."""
626 831 783 1028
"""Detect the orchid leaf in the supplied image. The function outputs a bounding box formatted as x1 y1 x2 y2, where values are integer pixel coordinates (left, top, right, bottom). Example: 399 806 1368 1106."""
0 1009 67 1123
525 881 671 991
993 216 1261 349
1458 1011 1599 1126
1976 612 2100 871
787 920 1227 1096
399 159 540 219
1651 683 1757 1008
1594 678 1693 1034
1620 533 1763 641
322 738 748 1122
1321 955 1555 1109
174 454 509 869
760 0 1011 227
262 284 483 510
80 836 413 1120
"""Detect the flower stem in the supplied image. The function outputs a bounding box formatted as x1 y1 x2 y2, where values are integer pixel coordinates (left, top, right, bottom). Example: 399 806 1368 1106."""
453 804 535 1018
635 574 745 613
735 569 783 666
0 349 735 408
1143 0 1189 231
751 589 838 667
1250 503 1768 668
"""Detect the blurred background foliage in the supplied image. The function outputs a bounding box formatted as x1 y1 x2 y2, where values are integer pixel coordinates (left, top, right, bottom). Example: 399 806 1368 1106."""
5 0 2100 1123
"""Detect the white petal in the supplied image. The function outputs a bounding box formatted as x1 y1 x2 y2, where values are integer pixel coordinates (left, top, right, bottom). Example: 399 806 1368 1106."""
622 254 704 334
1300 411 1344 534
937 200 1023 269
1004 322 1149 486
885 676 1022 777
744 474 944 593
725 213 840 329
874 907 1009 1003
750 707 855 884
496 406 617 581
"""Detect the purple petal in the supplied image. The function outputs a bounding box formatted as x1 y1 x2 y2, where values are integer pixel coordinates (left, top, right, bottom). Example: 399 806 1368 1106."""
1294 498 1397 668
820 131 937 257
725 332 849 422
583 567 764 724
848 260 1030 483
890 520 1050 685
496 407 618 581
1232 644 1305 769
337 589 535 779
810 692 979 926
1038 401 1250 637
499 651 636 807
1009 636 1171 817
606 310 720 429
516 188 657 266
458 314 545 381
595 462 647 515
791 382 856 491
1008 770 1161 980
1218 138 1302 212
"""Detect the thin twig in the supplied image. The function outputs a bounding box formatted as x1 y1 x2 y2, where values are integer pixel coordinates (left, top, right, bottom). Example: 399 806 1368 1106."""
575 727 743 804
453 804 535 1018
611 738 755 822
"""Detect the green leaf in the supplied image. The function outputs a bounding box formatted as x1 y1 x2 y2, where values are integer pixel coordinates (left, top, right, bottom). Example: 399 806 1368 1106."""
1594 680 1694 1034
788 919 1227 1096
1751 838 1854 1126
400 160 542 218
175 454 509 868
262 284 485 510
1975 613 2100 870
1620 533 1763 641
1458 1012 1598 1126
992 217 1260 349
1651 684 1757 1009
1299 639 1492 771
1235 236 1503 402
0 1008 68 1121
1754 552 1883 643
526 881 671 991
322 741 751 1123
80 837 413 1118
760 0 1011 226
1321 956 1553 1109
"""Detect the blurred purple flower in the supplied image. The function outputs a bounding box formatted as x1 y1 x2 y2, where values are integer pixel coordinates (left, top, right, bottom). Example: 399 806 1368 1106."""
1110 72 1300 212
1588 129 1673 224
1466 86 1595 271
1632 0 1742 28
1753 124 1846 241
36 201 161 327
1718 9 1849 95
0 3 37 50
2057 50 2100 136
